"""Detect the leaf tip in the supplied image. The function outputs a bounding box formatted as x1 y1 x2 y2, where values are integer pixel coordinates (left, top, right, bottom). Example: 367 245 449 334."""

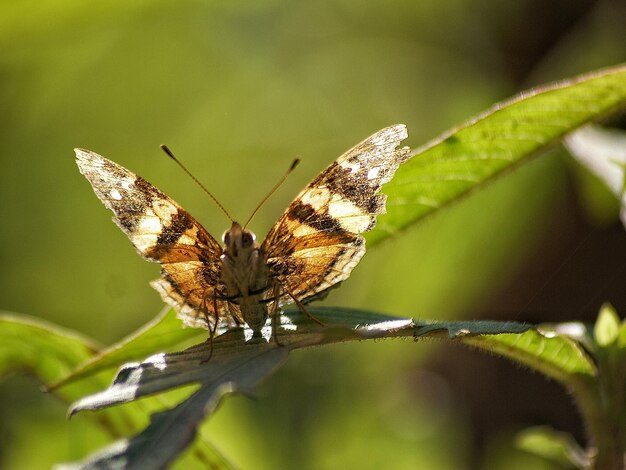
594 303 620 347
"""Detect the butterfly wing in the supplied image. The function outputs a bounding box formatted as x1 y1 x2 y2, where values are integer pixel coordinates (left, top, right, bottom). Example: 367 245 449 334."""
75 149 237 331
261 124 410 303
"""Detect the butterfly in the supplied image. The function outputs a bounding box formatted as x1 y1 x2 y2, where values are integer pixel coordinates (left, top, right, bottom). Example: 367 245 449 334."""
75 124 410 338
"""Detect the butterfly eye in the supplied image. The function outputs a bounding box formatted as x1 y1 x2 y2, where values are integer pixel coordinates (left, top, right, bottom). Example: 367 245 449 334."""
241 232 255 247
222 231 231 244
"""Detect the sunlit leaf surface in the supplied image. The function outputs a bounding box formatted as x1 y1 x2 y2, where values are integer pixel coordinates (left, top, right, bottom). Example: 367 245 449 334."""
371 64 626 244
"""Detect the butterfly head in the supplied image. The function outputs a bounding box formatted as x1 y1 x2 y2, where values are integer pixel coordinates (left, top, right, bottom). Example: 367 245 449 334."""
222 222 258 260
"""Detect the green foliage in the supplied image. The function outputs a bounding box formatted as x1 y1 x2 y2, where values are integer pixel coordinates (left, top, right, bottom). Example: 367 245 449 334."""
594 304 620 347
516 426 588 469
0 313 99 392
48 308 204 390
25 303 626 469
59 309 531 469
512 305 626 470
370 64 626 244
0 312 233 469
463 325 596 383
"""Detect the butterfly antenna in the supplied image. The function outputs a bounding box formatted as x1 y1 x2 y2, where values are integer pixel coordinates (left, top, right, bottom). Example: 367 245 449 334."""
160 145 234 222
243 158 300 229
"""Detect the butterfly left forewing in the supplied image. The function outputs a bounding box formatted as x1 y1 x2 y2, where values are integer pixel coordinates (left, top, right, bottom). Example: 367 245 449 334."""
262 124 411 302
75 149 238 331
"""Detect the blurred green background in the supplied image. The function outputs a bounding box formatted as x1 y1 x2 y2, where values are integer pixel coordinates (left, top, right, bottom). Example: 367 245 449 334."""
1 1 626 468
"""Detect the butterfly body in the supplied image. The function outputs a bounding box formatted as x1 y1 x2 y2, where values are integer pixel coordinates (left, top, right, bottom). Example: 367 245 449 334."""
220 222 270 334
75 124 410 336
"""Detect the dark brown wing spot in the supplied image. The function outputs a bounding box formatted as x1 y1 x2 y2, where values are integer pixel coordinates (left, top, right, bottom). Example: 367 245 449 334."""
156 209 194 246
289 200 344 233
133 176 159 202
114 176 160 232
309 162 387 214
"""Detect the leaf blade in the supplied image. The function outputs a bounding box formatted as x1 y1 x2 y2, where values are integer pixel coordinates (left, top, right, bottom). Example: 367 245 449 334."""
370 63 626 244
0 311 233 469
48 307 204 391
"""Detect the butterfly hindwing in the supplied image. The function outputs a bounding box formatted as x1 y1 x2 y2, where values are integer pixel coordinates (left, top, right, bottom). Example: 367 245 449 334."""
262 124 410 302
75 149 237 330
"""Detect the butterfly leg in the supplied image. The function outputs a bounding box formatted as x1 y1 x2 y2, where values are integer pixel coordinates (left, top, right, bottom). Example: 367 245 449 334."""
270 282 285 346
200 291 217 363
283 286 326 327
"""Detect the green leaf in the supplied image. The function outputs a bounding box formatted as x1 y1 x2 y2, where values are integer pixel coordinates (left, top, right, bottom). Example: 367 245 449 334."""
40 306 609 470
461 323 597 385
0 311 100 393
62 308 540 469
61 343 287 470
369 63 626 244
0 311 233 469
65 308 533 417
594 303 621 347
48 307 204 391
516 426 589 469
66 308 412 416
68 333 288 415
